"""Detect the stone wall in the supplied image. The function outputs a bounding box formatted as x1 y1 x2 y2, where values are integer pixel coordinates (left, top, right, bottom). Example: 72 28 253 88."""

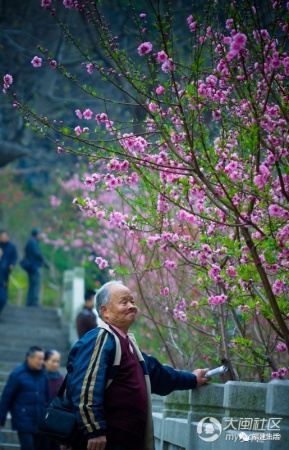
152 380 289 450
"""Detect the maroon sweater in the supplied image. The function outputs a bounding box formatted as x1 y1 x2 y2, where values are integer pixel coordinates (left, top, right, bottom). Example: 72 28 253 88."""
104 328 148 450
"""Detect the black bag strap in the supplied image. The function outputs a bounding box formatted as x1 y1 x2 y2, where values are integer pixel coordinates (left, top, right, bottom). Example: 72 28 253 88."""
56 374 67 398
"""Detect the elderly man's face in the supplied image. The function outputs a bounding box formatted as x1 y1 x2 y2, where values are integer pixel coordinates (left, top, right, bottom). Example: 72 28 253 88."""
27 351 45 371
101 284 138 333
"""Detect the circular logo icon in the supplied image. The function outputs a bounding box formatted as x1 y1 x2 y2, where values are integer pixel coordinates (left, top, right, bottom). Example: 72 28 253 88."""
197 416 222 442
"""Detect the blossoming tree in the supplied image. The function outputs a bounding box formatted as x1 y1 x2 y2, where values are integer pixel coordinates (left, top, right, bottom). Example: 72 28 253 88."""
2 0 289 380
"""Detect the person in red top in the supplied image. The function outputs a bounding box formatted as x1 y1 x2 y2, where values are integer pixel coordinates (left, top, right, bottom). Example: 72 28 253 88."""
76 289 98 338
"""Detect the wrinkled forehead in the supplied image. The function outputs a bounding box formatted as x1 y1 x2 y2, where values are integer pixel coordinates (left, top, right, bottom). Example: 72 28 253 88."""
109 283 132 299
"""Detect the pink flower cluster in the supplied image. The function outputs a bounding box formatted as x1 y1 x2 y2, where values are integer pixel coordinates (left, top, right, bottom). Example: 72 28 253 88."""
95 256 109 269
271 367 288 379
160 287 170 296
3 74 13 93
173 298 187 322
272 279 284 295
163 259 178 269
268 204 289 218
50 195 62 207
208 294 227 306
41 0 51 8
75 109 93 120
276 342 287 352
187 15 197 32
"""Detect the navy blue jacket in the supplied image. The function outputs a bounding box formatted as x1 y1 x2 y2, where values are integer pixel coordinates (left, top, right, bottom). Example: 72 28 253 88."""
24 237 47 272
66 323 197 447
0 362 50 432
0 241 18 281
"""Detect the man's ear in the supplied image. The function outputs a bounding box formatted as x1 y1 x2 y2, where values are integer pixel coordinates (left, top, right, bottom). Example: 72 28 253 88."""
100 304 108 319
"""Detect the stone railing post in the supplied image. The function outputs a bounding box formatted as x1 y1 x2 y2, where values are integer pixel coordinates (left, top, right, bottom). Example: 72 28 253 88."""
62 267 85 347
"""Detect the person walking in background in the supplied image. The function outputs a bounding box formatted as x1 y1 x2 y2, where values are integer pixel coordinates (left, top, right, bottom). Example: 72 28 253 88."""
0 230 18 299
22 228 49 307
0 248 8 316
43 350 65 450
44 350 64 402
76 289 97 338
67 281 209 450
0 346 50 450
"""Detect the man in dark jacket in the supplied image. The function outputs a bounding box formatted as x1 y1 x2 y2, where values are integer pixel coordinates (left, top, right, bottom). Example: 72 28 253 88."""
23 228 49 306
0 345 50 450
0 230 18 299
66 281 209 450
76 289 97 338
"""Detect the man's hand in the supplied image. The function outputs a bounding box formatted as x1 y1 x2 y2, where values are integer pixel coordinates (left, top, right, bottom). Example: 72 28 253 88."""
193 368 210 387
87 435 107 450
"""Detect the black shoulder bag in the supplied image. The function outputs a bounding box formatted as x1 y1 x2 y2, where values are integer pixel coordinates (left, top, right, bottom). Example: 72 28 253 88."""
38 375 79 446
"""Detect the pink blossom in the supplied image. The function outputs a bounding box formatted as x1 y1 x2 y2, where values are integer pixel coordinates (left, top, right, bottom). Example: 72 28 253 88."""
31 56 42 67
3 74 13 85
189 21 197 32
208 264 221 281
272 279 284 294
208 295 227 306
190 301 198 307
212 110 221 120
139 13 146 18
164 260 178 269
95 113 108 124
50 195 62 207
160 287 170 296
83 109 93 120
186 15 194 25
41 0 51 8
276 342 287 352
137 42 153 56
278 367 288 377
86 63 93 74
74 126 82 136
50 60 57 68
156 51 168 63
95 256 109 269
63 0 73 8
230 33 247 53
75 109 83 119
226 19 233 29
156 85 165 95
57 146 63 154
161 58 174 73
83 127 90 133
227 266 237 278
149 102 157 112
271 371 280 379
269 204 284 217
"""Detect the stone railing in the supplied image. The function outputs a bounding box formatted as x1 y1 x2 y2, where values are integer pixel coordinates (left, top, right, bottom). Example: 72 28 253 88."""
62 267 85 346
152 380 289 450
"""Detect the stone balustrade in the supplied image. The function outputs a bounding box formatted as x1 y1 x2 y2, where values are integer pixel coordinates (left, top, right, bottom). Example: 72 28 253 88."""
152 380 289 450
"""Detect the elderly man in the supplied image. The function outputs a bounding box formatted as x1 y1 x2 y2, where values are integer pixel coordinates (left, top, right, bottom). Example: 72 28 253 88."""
66 281 209 450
